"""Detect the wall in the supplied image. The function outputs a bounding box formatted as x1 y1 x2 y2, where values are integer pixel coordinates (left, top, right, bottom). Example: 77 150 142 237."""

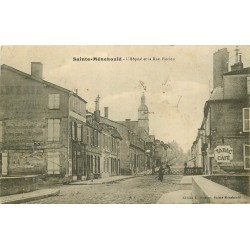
0 175 38 196
0 66 70 176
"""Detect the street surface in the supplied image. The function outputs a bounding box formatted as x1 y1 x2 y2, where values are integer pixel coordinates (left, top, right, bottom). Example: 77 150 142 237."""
28 175 189 204
26 174 190 204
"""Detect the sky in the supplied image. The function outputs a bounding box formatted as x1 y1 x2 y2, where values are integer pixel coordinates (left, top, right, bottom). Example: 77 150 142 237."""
1 45 250 152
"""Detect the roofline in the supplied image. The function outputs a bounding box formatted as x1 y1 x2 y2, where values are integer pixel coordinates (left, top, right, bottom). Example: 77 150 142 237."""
1 64 87 103
100 116 128 127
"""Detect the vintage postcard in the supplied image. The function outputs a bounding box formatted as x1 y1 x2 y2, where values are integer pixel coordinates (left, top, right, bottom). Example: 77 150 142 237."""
0 45 250 204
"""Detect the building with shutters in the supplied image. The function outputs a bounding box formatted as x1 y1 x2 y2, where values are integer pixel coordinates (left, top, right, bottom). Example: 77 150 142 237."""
191 47 250 174
0 63 87 180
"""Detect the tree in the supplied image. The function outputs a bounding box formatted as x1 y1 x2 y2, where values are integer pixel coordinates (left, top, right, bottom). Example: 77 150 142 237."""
166 140 188 166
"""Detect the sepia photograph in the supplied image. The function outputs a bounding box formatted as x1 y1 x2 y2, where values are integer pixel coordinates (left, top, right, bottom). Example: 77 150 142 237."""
1 45 250 204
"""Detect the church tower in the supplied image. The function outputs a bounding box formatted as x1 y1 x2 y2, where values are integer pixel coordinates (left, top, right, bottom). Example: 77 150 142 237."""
138 93 149 134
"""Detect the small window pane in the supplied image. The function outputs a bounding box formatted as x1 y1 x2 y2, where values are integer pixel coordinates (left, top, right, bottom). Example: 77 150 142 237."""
244 108 250 119
245 158 250 169
245 145 250 157
244 120 250 132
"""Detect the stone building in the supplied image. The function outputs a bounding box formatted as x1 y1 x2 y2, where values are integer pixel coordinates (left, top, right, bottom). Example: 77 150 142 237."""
100 93 156 174
0 63 87 180
85 97 122 179
192 48 250 174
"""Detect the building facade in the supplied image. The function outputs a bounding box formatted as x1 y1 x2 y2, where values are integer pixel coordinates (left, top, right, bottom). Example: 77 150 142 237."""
192 48 250 175
0 63 87 180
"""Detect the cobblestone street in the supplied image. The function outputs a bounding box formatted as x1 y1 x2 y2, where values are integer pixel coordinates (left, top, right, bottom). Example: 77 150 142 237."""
26 175 190 204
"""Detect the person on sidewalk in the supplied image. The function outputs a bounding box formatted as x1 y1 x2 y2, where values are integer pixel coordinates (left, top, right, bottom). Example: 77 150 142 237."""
158 165 164 182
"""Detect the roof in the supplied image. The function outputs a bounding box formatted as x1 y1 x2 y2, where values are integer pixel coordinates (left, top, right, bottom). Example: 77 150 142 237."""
209 86 224 101
1 64 87 103
138 103 149 111
223 67 250 76
99 123 122 140
118 120 139 132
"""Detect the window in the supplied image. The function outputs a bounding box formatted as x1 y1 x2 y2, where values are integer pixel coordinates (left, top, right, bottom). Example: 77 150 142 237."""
87 127 90 144
243 108 250 132
48 119 60 141
72 97 84 115
47 152 60 174
247 77 250 94
244 145 250 170
77 124 81 141
48 94 60 109
117 141 120 154
81 125 84 142
90 128 94 145
93 130 98 147
0 121 3 143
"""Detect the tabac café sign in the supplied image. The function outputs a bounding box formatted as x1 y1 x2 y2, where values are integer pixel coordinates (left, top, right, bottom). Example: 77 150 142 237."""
214 146 233 163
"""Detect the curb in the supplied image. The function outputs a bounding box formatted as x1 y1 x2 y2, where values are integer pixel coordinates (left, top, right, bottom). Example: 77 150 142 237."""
0 189 60 204
68 176 136 185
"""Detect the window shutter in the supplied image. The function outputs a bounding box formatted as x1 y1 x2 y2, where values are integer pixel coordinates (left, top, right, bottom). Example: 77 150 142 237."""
243 108 250 132
81 125 84 142
47 152 60 174
71 122 75 140
48 119 53 141
54 120 60 141
48 95 53 109
0 121 3 143
244 145 250 169
247 77 250 95
55 94 60 108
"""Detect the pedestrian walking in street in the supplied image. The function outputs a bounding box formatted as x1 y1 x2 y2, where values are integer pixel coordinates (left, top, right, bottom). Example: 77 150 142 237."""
158 165 164 182
184 161 188 175
152 164 155 175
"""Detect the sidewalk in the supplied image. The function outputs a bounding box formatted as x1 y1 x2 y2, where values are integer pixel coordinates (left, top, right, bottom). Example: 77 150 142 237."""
69 175 134 185
157 175 193 204
0 188 60 204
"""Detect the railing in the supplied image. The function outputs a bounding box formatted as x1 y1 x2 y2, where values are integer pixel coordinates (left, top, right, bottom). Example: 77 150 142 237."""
184 167 203 176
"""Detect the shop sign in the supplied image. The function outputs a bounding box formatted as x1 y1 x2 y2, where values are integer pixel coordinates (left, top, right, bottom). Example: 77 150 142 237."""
214 145 233 162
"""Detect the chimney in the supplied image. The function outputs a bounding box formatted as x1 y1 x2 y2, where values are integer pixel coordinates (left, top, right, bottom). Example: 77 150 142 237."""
94 95 100 122
31 62 43 79
213 48 229 89
231 48 244 72
104 107 109 118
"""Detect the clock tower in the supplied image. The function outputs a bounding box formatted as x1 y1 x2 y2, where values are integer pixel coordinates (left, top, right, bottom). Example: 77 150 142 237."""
138 93 149 134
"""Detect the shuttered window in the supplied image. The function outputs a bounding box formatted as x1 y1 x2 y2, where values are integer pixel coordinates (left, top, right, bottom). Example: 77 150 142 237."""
0 121 3 143
244 145 250 170
47 152 60 174
243 108 250 132
48 119 60 141
48 94 60 109
77 124 81 141
87 127 90 144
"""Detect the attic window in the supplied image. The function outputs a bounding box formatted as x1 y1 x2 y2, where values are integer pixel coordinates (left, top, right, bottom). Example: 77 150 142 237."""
48 94 60 109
